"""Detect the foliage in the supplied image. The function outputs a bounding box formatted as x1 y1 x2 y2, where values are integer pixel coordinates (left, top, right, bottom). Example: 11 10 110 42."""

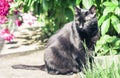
0 0 120 55
80 0 120 56
0 0 38 41
0 28 14 41
14 0 81 37
13 0 120 55
98 0 120 36
96 35 120 56
94 0 120 56
0 0 15 41
0 0 10 24
81 0 120 55
84 60 120 78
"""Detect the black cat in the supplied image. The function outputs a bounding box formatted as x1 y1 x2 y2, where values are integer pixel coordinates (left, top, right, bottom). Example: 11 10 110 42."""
12 5 100 75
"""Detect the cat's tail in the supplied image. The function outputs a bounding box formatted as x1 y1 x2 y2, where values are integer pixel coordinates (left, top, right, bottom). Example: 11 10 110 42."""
12 64 46 71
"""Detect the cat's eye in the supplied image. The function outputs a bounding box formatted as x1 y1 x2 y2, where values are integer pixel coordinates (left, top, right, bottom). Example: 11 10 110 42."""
85 12 88 16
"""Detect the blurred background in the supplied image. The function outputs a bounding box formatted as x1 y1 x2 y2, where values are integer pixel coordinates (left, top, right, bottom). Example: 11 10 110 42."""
0 0 120 56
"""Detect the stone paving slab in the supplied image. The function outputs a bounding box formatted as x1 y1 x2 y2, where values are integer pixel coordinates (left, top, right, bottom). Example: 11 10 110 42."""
1 42 39 55
0 50 80 78
0 48 120 78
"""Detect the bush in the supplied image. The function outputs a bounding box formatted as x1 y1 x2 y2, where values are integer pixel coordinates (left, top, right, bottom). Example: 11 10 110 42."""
96 35 120 56
2 0 120 55
84 60 120 78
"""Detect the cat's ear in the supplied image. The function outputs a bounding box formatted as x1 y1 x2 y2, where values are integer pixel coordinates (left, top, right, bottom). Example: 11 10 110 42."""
74 6 81 15
89 5 96 14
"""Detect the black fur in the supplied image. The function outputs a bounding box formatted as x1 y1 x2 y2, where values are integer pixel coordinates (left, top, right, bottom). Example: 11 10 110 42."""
12 5 100 75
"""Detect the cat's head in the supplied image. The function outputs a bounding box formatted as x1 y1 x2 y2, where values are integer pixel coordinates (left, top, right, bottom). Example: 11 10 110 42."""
74 5 97 29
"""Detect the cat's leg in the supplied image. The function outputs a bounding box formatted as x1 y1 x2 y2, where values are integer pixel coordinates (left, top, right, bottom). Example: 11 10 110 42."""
85 40 94 70
76 52 86 72
46 64 76 75
44 52 75 75
45 61 59 75
73 43 86 72
86 33 100 69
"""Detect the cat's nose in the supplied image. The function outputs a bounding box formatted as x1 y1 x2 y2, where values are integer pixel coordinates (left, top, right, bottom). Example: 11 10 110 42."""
79 23 84 28
79 25 82 28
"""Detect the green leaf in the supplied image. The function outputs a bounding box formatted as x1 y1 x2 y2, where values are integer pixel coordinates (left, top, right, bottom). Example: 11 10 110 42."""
82 0 93 9
103 46 110 52
111 49 117 55
100 45 110 55
42 0 48 11
115 7 120 16
95 45 102 53
103 2 117 7
101 18 110 35
76 0 81 5
106 36 117 44
98 15 106 26
115 40 120 46
103 7 116 15
106 36 116 43
111 0 118 5
101 35 110 42
27 0 32 6
98 35 110 44
111 15 120 33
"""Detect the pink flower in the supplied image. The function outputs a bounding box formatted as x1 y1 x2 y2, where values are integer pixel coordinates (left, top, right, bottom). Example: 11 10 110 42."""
21 12 37 25
15 19 22 26
0 28 14 42
0 0 10 16
7 0 13 3
14 10 19 15
0 15 7 24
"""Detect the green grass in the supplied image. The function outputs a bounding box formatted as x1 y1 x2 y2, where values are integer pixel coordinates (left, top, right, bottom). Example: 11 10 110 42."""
81 60 120 78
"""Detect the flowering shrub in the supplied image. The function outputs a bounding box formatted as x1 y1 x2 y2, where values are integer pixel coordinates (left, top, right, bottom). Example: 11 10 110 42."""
21 12 37 26
0 28 14 41
0 0 37 42
0 0 10 16
15 19 22 26
0 0 14 41
0 16 7 24
0 0 10 24
7 0 13 3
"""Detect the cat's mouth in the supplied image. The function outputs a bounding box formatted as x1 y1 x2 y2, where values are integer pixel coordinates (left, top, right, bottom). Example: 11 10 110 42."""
75 21 85 29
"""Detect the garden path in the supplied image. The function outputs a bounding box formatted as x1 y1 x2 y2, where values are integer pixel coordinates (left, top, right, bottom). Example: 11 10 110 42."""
0 50 80 78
